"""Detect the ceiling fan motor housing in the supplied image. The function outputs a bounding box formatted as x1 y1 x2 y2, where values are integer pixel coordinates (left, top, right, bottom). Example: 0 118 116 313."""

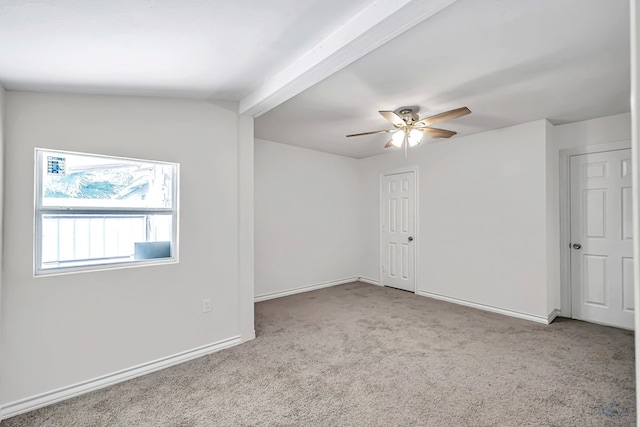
398 108 418 124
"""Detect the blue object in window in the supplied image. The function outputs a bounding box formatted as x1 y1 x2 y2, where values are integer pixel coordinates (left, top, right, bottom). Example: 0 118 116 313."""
134 241 171 260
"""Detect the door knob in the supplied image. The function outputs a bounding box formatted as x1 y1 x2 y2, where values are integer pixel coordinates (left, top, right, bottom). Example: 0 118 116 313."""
408 236 414 242
572 243 582 250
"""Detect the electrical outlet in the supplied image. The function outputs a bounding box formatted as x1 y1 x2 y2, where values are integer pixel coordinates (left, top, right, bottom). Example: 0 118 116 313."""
202 298 212 313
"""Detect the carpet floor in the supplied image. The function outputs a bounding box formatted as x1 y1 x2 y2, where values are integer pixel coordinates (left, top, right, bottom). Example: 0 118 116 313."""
4 282 636 426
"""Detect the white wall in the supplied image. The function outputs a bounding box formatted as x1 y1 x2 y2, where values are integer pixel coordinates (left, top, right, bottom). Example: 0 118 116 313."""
555 112 631 149
0 92 253 405
0 86 4 394
357 120 558 320
1 96 629 412
254 139 361 299
257 113 632 316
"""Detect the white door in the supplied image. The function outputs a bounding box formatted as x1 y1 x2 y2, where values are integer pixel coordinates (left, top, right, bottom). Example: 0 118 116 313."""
570 149 634 329
381 171 416 292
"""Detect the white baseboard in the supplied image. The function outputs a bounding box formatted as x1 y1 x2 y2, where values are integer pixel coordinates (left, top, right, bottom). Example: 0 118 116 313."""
0 335 242 421
416 291 555 325
254 277 359 302
358 277 381 286
547 309 561 324
242 330 256 342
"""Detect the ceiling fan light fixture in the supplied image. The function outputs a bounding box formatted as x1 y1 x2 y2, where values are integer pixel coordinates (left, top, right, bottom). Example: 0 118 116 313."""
391 130 404 147
346 106 470 150
408 129 424 146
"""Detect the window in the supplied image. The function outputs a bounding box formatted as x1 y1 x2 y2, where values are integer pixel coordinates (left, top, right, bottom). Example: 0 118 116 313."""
35 149 178 275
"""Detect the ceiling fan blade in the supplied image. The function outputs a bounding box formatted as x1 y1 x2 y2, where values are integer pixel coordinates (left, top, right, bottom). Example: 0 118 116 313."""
420 127 457 138
346 129 395 137
379 110 405 127
415 107 471 127
384 140 394 148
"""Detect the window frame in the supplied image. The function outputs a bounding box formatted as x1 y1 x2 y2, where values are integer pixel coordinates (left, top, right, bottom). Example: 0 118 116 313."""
34 148 179 276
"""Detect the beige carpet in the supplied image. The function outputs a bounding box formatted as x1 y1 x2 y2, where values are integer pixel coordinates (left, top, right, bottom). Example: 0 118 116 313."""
4 282 635 426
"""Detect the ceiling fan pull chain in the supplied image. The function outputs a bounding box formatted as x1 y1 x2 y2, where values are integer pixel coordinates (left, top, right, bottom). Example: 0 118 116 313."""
404 133 408 159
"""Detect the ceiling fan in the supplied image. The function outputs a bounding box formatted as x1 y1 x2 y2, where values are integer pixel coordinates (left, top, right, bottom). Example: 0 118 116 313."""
346 106 471 156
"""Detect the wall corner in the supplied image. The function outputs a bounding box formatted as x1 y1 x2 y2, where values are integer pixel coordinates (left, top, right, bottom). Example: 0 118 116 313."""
238 113 255 342
545 120 562 314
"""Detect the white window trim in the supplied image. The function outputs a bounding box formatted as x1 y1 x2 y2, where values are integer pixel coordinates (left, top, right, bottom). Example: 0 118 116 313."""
34 148 179 277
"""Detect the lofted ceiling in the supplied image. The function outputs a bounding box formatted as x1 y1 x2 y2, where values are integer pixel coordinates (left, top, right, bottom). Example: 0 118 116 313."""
0 0 631 159
0 0 375 99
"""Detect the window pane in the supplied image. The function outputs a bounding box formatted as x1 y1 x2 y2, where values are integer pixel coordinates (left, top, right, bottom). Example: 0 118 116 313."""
40 151 174 209
40 214 172 269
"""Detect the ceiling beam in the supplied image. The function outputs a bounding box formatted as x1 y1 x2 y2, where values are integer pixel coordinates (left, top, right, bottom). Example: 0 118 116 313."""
239 0 460 117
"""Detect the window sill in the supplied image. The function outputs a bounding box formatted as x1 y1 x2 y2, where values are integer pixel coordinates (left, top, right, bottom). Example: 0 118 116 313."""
34 257 178 277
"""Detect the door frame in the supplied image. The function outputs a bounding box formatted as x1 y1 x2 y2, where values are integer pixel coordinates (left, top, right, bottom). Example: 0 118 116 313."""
379 166 419 293
559 140 632 318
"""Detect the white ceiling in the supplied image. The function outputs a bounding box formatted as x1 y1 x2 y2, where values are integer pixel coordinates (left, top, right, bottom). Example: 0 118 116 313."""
0 0 631 159
256 0 631 158
0 0 374 99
